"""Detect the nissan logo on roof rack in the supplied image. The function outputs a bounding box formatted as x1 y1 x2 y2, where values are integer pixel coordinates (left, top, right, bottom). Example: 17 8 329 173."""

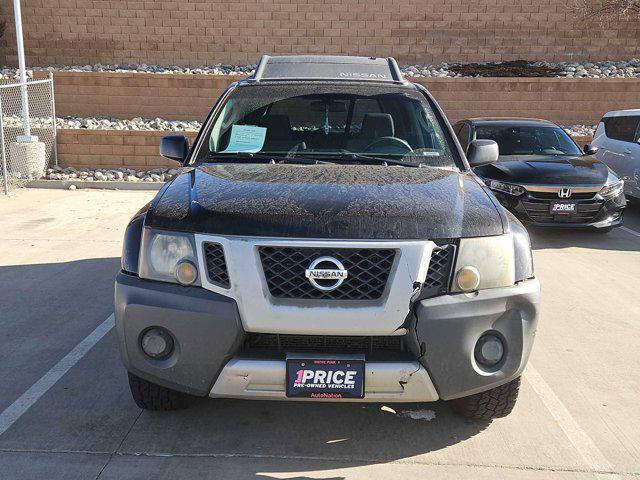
338 72 388 79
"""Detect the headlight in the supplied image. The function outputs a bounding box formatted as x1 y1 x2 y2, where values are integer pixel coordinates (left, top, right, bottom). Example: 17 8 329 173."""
451 222 534 293
486 180 525 196
598 177 624 198
139 228 200 285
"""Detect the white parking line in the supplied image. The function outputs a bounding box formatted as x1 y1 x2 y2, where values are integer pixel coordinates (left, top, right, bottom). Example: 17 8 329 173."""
0 314 115 437
620 226 640 238
525 365 618 478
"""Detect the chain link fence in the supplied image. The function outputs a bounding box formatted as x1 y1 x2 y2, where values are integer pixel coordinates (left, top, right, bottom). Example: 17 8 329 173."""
0 74 57 194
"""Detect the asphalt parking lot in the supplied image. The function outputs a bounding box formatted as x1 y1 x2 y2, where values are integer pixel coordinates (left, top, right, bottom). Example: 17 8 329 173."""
0 189 639 480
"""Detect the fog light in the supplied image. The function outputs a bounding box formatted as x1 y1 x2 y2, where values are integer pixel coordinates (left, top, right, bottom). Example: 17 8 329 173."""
141 327 174 359
474 334 504 367
175 260 198 285
456 265 480 292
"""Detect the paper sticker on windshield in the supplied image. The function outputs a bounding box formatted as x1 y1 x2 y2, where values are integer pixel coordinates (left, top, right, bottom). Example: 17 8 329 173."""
221 125 266 153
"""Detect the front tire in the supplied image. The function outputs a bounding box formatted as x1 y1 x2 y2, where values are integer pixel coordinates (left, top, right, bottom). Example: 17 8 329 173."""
448 377 521 420
128 372 192 411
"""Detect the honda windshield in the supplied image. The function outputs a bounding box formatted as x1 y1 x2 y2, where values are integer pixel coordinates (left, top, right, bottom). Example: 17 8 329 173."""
475 125 583 156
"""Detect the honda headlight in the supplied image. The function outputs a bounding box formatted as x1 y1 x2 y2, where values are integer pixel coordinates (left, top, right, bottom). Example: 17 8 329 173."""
486 180 525 196
452 227 533 293
598 173 624 199
139 228 200 286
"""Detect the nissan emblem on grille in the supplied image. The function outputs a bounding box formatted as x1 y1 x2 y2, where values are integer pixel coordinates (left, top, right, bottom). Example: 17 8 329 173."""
558 187 572 198
305 256 348 291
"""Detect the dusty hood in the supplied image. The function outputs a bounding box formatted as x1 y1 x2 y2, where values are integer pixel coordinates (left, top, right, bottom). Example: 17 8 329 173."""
146 163 505 239
475 154 609 185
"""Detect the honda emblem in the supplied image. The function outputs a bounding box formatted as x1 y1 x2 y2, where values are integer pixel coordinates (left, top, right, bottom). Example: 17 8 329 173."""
558 188 572 198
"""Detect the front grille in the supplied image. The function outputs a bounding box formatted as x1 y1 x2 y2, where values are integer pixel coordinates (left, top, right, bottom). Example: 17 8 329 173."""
521 198 604 224
259 247 396 300
528 191 597 200
423 245 455 293
203 242 230 288
243 333 404 354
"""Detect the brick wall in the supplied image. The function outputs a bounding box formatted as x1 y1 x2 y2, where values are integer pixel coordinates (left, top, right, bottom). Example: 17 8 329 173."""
57 129 197 169
1 0 639 67
47 72 640 125
425 77 640 125
48 71 241 120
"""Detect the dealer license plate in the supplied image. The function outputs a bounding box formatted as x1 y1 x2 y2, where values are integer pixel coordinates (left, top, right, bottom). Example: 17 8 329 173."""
286 356 365 399
550 201 577 214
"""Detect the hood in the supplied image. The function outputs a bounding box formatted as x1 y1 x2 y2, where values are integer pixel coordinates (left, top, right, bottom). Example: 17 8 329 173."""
146 163 505 239
475 154 609 185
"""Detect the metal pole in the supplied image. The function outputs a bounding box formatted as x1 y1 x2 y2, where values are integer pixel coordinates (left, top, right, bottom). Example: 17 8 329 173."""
49 72 58 166
12 0 31 139
0 96 8 195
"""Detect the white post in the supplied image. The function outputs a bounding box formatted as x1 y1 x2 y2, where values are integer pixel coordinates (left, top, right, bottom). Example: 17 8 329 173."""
12 0 32 140
8 0 46 182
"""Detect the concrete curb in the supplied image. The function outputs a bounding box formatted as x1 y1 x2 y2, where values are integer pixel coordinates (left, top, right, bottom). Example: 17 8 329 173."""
27 179 164 191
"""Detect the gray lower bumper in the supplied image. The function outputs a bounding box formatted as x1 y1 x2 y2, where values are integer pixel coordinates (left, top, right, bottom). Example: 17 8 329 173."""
115 272 539 402
415 278 540 400
210 359 439 402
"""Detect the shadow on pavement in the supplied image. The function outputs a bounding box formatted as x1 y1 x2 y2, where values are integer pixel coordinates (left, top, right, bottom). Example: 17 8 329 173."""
0 259 491 478
120 396 490 469
0 257 121 412
528 227 638 252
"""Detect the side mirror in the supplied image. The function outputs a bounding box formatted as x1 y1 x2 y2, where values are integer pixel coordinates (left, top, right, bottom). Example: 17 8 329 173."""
466 139 499 167
160 134 189 162
583 144 598 155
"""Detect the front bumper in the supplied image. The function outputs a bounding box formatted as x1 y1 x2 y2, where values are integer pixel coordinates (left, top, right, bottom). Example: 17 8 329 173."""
115 272 244 396
416 277 540 400
115 273 540 402
492 190 625 229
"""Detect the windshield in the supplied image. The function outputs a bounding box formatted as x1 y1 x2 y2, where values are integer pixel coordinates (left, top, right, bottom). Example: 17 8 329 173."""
475 125 582 156
195 83 460 169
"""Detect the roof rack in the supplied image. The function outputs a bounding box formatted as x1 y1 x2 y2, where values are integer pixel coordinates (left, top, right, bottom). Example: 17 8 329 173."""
248 55 406 84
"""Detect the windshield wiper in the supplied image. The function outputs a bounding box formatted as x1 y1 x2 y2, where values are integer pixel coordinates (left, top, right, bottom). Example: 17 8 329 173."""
300 152 423 168
206 152 329 165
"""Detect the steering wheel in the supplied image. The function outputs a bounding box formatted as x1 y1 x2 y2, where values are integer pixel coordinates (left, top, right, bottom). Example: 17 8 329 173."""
364 136 413 154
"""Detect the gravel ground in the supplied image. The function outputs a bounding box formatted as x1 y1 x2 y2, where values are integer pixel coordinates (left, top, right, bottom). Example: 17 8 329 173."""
3 59 640 79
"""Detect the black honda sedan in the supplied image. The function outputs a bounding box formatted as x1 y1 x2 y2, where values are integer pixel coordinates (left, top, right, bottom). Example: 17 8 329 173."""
453 118 626 232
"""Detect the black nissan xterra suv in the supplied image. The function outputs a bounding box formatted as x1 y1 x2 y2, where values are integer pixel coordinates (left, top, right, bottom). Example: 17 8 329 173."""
116 56 540 419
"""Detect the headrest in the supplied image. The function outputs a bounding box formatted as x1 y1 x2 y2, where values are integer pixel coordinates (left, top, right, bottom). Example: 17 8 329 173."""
259 115 292 140
361 113 394 139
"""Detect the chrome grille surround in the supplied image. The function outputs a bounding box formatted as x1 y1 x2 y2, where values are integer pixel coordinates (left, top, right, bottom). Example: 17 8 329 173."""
194 234 439 336
521 184 601 196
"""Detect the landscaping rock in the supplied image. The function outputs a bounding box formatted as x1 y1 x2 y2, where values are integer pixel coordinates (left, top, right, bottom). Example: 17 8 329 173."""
3 59 640 80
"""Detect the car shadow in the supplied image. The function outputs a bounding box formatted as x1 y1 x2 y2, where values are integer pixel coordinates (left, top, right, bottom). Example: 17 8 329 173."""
122 395 490 471
0 256 491 477
528 226 638 252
